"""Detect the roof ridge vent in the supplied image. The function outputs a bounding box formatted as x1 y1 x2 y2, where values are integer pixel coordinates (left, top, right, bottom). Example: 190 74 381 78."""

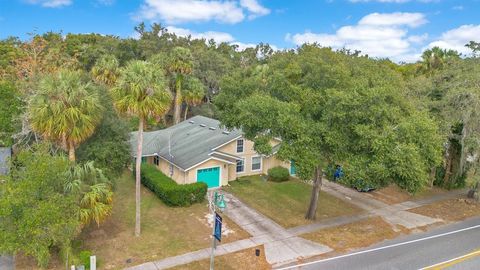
222 131 230 135
200 124 206 127
189 120 195 124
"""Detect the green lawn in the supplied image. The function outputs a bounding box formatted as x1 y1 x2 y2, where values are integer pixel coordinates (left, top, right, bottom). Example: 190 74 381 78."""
224 176 363 228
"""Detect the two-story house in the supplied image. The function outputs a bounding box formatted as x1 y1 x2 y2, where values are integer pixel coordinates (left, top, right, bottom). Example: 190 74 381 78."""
130 115 293 188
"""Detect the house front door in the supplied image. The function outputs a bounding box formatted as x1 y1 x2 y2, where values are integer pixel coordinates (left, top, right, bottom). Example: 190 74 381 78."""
290 161 296 176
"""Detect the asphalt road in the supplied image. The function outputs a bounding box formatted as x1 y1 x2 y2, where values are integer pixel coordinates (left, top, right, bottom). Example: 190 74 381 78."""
278 216 480 270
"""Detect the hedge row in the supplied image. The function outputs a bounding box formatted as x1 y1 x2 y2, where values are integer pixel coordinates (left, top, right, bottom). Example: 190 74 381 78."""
139 164 207 206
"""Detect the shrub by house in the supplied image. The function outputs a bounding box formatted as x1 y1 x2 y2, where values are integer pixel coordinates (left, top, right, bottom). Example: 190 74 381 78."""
268 166 290 182
140 164 207 206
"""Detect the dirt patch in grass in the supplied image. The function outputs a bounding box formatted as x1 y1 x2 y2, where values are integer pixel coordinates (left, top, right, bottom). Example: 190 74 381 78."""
224 176 362 228
18 171 250 270
367 184 446 205
170 246 270 270
301 217 407 253
409 197 480 222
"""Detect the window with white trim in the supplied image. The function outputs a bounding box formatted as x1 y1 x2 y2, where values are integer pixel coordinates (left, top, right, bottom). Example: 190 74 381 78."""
154 156 160 166
236 139 244 153
252 156 262 171
236 159 244 173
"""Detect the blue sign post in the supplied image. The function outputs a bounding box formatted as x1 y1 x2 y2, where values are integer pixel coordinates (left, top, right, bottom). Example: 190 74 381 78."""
209 191 227 270
214 212 222 242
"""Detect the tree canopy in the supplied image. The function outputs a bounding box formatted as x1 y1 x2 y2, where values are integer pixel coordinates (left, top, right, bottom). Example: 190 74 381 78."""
0 145 80 267
217 45 443 195
0 80 21 146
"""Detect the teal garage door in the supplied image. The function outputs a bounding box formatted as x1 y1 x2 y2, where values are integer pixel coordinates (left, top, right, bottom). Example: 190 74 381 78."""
197 167 220 188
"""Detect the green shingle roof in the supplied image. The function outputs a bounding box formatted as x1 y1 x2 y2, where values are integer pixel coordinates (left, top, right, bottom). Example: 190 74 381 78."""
130 116 242 170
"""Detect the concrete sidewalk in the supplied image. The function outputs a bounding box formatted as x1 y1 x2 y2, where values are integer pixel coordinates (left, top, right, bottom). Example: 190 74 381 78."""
322 181 442 230
127 239 258 270
289 184 467 236
126 184 465 270
127 193 332 270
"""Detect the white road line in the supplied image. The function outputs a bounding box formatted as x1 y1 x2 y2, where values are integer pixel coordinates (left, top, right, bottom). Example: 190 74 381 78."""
276 224 480 270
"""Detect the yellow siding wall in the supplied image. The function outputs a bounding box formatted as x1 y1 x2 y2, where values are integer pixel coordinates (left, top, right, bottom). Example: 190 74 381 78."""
146 136 289 187
218 138 258 177
227 163 236 181
262 156 290 175
146 156 186 184
217 137 289 181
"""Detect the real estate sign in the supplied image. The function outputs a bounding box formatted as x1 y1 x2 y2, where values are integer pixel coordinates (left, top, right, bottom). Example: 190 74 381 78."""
214 212 222 242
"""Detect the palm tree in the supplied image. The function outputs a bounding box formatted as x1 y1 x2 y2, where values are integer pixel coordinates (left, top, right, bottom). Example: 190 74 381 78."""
182 77 206 120
64 161 113 227
29 70 104 162
111 60 171 237
167 47 193 124
91 54 120 87
419 47 460 75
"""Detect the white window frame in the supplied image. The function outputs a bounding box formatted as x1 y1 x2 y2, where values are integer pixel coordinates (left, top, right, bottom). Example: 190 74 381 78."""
236 139 244 153
251 156 262 172
236 158 245 174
